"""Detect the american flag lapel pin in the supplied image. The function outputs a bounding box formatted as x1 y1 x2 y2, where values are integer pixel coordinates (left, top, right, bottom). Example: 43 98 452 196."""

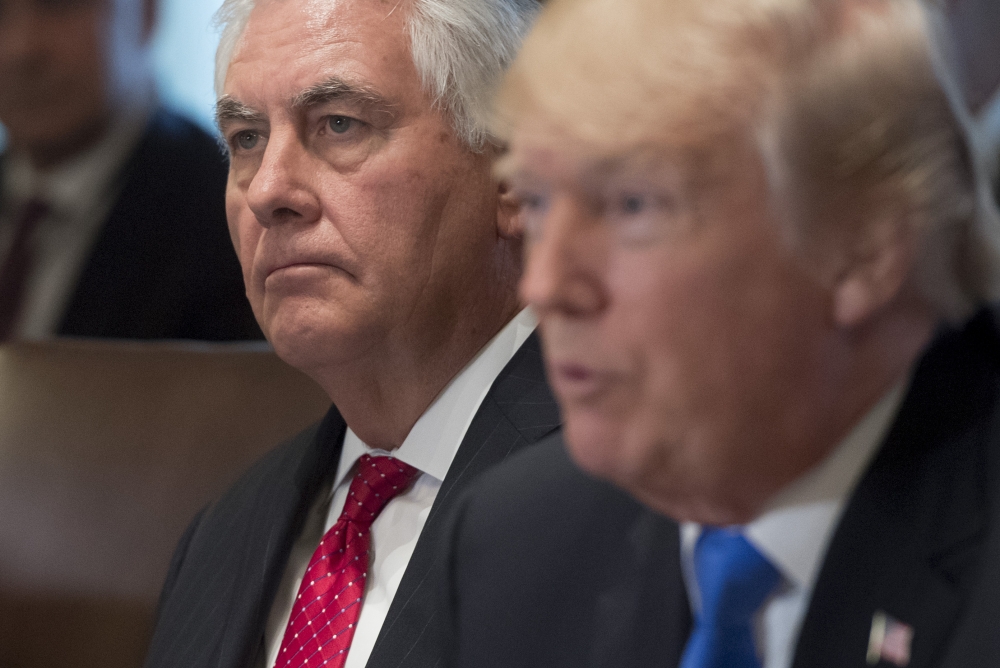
867 610 914 667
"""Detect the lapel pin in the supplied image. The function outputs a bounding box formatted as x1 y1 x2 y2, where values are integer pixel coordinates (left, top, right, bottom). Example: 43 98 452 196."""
867 610 914 667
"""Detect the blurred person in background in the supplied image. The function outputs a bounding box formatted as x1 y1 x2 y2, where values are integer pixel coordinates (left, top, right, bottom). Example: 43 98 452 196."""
443 0 1000 666
933 0 1000 200
142 1 557 668
0 0 261 340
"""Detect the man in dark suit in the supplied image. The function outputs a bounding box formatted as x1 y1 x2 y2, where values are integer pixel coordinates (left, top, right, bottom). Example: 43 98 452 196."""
143 1 552 667
0 0 261 340
442 0 1000 666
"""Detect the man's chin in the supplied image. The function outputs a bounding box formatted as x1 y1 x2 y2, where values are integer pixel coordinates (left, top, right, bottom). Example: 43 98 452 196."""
262 304 369 375
562 412 697 517
561 411 632 481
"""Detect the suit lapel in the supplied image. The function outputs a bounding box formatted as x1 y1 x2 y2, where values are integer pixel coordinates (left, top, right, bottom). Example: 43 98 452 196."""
214 407 347 668
367 332 561 668
219 408 346 668
792 311 1000 668
937 397 1000 668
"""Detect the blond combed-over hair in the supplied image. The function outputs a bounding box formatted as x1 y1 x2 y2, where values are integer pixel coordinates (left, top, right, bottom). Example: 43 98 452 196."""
496 0 1000 320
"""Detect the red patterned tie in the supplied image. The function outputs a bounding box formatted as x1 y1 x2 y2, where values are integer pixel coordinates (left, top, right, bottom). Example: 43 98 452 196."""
275 455 420 668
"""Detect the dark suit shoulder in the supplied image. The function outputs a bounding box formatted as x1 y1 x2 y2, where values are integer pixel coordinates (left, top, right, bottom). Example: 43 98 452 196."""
145 406 341 668
447 434 688 668
791 305 1000 668
200 421 322 525
454 434 635 534
60 107 263 340
129 109 226 172
93 108 230 248
451 434 674 583
187 403 342 554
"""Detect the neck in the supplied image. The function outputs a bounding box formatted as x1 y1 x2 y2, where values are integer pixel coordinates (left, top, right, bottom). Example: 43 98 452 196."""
685 293 938 527
745 295 938 522
17 114 113 172
313 297 523 451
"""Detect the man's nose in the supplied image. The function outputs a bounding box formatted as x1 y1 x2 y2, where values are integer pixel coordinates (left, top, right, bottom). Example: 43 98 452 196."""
519 196 608 318
245 131 322 228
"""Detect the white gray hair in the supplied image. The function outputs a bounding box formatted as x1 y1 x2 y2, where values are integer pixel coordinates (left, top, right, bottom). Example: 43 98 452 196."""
213 0 540 149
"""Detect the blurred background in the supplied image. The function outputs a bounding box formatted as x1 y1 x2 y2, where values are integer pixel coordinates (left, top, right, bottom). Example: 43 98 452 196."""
0 0 221 148
149 0 222 131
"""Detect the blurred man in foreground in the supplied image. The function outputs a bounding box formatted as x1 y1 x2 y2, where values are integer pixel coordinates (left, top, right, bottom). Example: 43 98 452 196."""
0 0 260 340
143 1 556 668
444 0 1000 666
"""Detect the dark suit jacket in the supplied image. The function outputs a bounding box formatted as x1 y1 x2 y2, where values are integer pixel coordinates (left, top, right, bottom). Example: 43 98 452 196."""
444 307 1000 668
0 108 262 340
143 333 560 668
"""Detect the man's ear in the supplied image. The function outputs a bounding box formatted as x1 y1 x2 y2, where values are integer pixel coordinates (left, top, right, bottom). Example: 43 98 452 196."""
830 212 916 328
497 181 524 241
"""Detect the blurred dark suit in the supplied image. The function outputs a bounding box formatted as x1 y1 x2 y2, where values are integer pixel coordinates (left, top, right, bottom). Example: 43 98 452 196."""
0 108 262 341
444 437 688 668
444 307 1000 668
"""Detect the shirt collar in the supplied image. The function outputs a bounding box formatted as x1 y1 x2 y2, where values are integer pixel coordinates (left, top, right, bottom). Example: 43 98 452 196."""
683 376 909 594
333 307 538 490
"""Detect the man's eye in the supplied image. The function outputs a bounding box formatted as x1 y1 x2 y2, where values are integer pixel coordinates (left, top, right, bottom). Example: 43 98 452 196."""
328 116 355 134
604 190 682 245
515 191 550 240
619 194 649 215
235 131 260 151
519 192 549 212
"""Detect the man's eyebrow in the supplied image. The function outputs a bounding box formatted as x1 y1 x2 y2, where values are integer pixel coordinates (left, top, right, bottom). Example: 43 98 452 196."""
291 77 397 120
215 96 267 130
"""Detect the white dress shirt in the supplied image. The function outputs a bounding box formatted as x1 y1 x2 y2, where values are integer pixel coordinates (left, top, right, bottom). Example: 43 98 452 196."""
0 99 153 339
262 308 538 668
681 378 909 668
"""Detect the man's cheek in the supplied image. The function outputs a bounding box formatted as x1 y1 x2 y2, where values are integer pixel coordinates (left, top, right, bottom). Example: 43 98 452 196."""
225 188 242 238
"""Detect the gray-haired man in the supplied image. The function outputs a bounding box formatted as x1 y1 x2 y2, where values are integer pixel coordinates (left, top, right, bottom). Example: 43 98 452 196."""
142 2 555 668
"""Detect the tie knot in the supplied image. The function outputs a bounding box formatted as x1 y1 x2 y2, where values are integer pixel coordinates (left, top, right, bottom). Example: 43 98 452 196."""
694 528 781 625
340 454 420 526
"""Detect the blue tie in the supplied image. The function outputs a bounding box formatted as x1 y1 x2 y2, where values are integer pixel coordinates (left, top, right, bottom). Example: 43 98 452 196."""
679 527 782 668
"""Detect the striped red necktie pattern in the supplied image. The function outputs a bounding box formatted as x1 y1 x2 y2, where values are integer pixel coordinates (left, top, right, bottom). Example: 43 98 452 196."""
274 454 420 668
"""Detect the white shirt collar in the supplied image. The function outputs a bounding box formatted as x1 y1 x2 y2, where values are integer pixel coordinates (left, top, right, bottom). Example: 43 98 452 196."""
683 376 909 597
333 307 538 489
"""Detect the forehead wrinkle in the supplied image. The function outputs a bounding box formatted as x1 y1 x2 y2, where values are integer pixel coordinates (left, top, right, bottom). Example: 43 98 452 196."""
215 95 268 129
291 77 398 121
